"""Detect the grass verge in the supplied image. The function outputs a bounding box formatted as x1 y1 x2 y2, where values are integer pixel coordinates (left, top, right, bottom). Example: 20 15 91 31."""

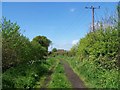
48 57 72 88
2 57 56 88
65 56 119 88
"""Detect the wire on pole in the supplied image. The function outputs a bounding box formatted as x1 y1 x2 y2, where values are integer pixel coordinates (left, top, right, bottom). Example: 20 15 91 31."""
85 6 100 32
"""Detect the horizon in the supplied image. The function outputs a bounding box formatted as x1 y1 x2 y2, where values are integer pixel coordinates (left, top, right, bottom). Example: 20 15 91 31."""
2 2 118 51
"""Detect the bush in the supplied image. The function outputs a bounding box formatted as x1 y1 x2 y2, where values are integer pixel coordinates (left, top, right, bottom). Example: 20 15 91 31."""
76 27 119 70
2 61 49 88
1 17 51 71
69 9 119 87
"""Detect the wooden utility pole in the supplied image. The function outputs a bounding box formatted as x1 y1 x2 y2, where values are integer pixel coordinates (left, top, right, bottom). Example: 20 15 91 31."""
85 6 100 32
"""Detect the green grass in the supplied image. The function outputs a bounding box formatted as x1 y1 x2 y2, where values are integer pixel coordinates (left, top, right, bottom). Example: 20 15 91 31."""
3 62 43 88
2 57 56 88
34 55 72 88
48 59 72 88
64 56 119 88
34 56 58 88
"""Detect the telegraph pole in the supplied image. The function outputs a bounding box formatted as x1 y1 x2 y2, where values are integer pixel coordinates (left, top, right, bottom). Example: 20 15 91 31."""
85 6 100 32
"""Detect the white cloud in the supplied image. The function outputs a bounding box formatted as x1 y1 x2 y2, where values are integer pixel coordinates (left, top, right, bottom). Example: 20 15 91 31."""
72 40 79 45
48 40 79 51
49 43 72 51
70 8 76 12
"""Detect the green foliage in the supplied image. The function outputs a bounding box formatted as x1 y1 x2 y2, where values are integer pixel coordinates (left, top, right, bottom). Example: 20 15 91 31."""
3 62 40 88
69 44 78 56
76 27 119 69
2 18 32 70
32 35 51 51
31 41 47 60
2 57 56 88
34 56 58 88
52 48 57 52
1 17 51 71
69 9 119 88
66 57 119 88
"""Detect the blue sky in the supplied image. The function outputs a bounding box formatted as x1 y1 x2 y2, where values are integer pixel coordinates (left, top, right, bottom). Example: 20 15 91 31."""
2 2 118 51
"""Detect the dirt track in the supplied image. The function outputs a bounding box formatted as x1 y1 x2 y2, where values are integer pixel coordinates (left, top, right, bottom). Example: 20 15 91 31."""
60 59 87 88
41 59 87 89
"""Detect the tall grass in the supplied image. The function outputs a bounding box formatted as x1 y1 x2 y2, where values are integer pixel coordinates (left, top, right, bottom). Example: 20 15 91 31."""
2 57 56 88
48 58 72 88
66 56 119 88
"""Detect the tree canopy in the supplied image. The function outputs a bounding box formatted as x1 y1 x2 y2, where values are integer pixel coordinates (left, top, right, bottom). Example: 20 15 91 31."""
52 48 57 52
1 17 52 71
32 36 51 51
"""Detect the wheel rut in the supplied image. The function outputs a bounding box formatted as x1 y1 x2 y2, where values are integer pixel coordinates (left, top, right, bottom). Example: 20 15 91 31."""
60 59 87 89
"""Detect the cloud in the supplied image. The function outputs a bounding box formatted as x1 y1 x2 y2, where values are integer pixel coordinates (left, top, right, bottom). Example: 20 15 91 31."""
49 43 72 51
48 40 79 51
72 40 79 45
70 8 76 12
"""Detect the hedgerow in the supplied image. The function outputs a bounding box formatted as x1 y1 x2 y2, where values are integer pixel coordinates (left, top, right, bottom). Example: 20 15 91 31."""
1 17 51 71
1 17 52 88
69 3 119 88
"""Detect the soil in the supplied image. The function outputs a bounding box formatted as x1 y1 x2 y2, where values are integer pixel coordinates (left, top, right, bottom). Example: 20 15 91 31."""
41 59 87 89
60 59 87 89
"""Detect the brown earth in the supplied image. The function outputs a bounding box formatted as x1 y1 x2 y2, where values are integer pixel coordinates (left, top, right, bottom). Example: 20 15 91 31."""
41 58 87 89
60 59 87 89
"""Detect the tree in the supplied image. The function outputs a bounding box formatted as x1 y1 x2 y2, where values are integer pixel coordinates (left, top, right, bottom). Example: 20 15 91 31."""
1 17 52 71
32 36 51 51
70 44 78 56
52 48 57 52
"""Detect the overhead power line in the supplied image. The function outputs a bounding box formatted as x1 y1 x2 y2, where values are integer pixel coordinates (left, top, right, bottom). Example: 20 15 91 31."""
85 6 100 32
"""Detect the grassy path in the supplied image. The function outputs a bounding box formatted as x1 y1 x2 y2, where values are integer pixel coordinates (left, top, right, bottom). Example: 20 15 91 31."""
34 57 57 88
41 65 55 88
60 59 86 88
48 58 72 88
34 56 72 88
34 56 87 88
